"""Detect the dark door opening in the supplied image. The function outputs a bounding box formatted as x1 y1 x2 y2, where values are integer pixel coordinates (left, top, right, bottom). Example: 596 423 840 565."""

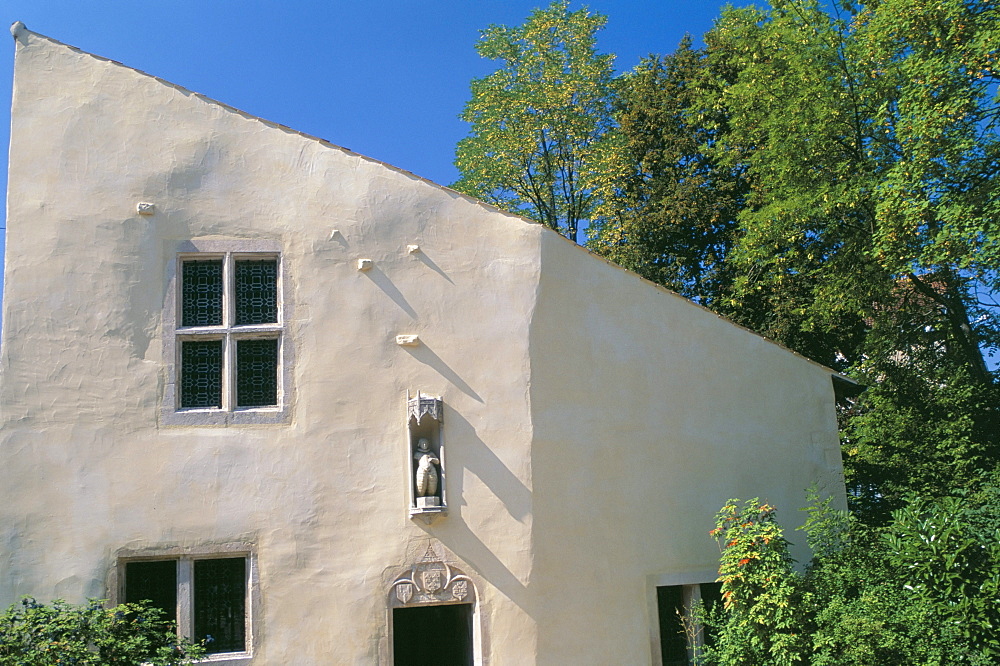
393 603 473 666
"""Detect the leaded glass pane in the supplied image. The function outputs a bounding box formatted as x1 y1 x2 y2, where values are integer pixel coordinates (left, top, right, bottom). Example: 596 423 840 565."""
236 338 278 407
180 340 223 408
181 260 223 327
194 558 246 654
125 560 178 625
234 260 278 325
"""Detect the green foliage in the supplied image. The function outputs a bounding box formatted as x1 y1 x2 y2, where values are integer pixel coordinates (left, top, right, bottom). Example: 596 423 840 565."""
885 494 1000 657
797 497 964 664
0 597 205 666
587 39 748 306
453 0 615 243
584 0 1000 519
706 499 806 665
842 361 1000 521
703 0 1000 375
704 492 1000 665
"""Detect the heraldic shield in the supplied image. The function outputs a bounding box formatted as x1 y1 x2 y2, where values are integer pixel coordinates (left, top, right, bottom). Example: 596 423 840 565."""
389 546 476 607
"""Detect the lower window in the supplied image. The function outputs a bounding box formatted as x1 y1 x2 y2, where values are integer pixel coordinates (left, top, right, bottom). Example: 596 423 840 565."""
124 556 249 655
657 582 722 666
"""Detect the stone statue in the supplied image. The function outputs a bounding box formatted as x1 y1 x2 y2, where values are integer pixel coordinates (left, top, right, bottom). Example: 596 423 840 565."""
413 437 440 498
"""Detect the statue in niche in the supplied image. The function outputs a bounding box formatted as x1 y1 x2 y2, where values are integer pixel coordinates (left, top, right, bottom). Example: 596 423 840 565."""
413 437 441 503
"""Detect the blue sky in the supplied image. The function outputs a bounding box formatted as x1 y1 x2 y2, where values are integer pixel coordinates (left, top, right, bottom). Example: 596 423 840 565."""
0 1 745 328
0 1 740 250
2 2 996 366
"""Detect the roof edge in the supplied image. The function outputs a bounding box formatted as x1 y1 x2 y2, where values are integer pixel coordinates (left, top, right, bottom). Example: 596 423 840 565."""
543 229 858 381
8 22 546 232
10 22 865 384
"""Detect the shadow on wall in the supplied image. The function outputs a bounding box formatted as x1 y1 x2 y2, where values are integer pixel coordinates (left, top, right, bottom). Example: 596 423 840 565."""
401 343 483 403
411 250 453 284
447 408 531 523
418 407 534 613
363 265 418 319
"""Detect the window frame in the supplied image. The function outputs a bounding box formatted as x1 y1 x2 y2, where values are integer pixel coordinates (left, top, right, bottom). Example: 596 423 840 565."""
162 240 292 426
114 545 257 666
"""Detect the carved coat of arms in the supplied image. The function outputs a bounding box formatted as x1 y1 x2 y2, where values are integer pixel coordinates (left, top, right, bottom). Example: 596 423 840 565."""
395 583 414 604
422 570 443 593
390 549 474 607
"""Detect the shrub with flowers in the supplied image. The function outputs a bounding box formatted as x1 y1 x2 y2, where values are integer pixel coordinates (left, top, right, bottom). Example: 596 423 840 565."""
703 498 806 665
701 484 1000 665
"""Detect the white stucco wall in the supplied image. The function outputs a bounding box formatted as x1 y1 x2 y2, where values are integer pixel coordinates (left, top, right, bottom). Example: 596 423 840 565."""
527 233 845 663
1 28 541 664
0 26 846 665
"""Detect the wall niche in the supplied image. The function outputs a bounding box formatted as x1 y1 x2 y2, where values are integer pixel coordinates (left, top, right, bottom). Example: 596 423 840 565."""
406 392 447 522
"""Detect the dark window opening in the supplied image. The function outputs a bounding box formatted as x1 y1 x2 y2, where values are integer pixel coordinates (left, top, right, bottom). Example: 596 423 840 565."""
658 585 688 666
235 338 278 407
657 583 722 666
699 582 723 648
123 556 248 656
180 339 223 408
124 560 178 625
194 557 247 654
393 603 472 666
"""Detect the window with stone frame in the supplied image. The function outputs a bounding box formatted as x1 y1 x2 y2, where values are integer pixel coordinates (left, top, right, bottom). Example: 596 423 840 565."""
167 247 286 422
123 555 250 658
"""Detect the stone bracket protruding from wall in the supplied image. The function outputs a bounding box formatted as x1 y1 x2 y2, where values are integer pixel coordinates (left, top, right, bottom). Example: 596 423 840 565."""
10 21 27 41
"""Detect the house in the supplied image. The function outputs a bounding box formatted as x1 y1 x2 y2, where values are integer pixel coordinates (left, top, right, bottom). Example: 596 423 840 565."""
0 23 848 665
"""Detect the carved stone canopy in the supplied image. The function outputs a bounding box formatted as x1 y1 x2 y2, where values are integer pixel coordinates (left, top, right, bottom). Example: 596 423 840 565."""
390 547 473 607
408 393 442 425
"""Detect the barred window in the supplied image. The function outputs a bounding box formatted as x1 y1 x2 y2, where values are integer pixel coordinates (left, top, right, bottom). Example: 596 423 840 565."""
124 560 177 620
175 253 282 413
180 339 223 409
123 556 250 657
234 260 278 325
181 259 223 327
194 558 247 654
235 338 279 408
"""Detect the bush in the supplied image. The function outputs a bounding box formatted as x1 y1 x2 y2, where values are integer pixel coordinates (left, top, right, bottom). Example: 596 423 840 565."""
0 597 205 666
703 487 1000 665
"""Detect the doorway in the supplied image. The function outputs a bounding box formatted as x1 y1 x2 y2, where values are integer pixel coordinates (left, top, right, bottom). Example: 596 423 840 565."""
392 603 473 666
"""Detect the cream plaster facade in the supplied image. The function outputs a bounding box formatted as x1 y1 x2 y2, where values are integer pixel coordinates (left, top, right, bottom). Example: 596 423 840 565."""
0 25 847 665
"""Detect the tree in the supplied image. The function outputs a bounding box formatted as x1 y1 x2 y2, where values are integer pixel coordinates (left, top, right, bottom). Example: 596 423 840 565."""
453 0 615 243
0 597 205 665
714 0 999 513
703 0 1000 380
587 38 748 307
589 0 999 516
